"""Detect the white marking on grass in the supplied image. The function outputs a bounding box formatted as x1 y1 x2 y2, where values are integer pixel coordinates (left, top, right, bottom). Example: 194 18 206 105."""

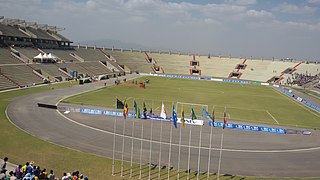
271 88 320 118
239 83 244 87
266 110 279 124
154 106 160 111
228 113 231 119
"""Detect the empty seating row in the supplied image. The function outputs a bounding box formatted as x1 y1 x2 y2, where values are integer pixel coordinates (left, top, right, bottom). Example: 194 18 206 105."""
0 74 17 90
0 64 43 86
0 48 24 64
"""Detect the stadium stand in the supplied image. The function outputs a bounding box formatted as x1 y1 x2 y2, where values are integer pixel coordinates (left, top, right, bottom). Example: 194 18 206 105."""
141 52 189 75
0 64 44 86
103 49 154 73
28 63 71 82
196 56 243 78
41 48 79 62
0 23 29 38
0 48 24 64
56 61 114 78
240 59 295 82
74 47 107 61
0 74 18 90
13 47 42 61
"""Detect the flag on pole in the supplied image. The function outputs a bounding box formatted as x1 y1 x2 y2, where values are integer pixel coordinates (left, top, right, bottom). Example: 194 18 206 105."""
134 100 138 118
181 106 185 127
137 107 141 118
223 111 227 129
143 102 147 119
211 110 215 123
117 98 124 109
123 100 128 119
172 105 178 128
160 103 167 119
191 108 197 120
202 108 213 125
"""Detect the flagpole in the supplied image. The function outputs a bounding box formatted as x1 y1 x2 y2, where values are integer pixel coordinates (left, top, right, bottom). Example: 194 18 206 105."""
207 122 213 179
196 124 203 180
187 122 192 180
139 119 144 179
148 100 154 180
167 124 173 180
158 104 163 180
130 110 135 178
177 124 182 179
217 132 224 180
120 108 126 177
112 97 117 176
217 107 226 180
207 106 214 179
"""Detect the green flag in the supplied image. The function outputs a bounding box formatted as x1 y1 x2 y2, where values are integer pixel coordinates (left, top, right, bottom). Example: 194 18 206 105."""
191 108 197 120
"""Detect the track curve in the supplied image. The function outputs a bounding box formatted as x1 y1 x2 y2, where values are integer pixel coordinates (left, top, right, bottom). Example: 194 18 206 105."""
7 75 320 178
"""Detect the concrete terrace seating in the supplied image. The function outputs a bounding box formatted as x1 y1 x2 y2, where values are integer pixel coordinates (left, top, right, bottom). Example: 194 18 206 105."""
150 53 191 75
29 63 69 79
241 60 295 82
26 27 56 40
197 56 243 78
0 24 29 38
294 63 319 75
0 48 24 64
80 61 113 75
56 62 112 76
0 64 43 86
42 49 79 62
14 47 41 61
104 50 153 73
74 48 107 61
0 74 17 90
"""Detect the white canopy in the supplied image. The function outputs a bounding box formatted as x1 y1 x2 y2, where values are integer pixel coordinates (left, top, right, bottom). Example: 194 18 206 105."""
34 53 43 59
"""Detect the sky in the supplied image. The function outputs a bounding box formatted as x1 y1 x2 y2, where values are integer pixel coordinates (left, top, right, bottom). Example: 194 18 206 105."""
1 0 320 60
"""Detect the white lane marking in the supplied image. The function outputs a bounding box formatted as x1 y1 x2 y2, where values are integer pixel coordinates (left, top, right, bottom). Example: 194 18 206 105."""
57 110 320 154
266 110 279 124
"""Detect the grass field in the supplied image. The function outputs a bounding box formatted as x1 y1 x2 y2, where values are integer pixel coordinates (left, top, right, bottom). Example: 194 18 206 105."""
64 76 320 129
0 79 319 179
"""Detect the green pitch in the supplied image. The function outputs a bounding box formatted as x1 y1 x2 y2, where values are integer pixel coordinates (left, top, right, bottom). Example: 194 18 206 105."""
64 76 320 129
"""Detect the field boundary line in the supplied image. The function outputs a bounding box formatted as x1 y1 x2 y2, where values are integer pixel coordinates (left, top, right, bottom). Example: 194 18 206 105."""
266 110 279 124
271 88 320 118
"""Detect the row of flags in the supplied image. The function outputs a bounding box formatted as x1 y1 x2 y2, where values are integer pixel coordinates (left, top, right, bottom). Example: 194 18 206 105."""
117 98 227 129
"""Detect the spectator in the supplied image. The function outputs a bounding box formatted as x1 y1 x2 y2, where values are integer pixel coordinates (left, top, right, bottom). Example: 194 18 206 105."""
48 170 55 180
15 165 22 179
1 157 8 175
61 172 68 180
8 171 15 180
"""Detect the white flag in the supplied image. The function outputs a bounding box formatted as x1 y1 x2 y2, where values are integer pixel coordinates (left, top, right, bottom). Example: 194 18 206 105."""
160 103 167 119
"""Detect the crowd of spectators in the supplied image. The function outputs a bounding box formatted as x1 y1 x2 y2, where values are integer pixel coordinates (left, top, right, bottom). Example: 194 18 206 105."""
287 72 320 87
1 157 88 180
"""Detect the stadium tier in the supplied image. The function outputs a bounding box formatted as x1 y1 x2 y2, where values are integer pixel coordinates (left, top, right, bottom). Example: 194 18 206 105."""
0 74 17 90
41 48 79 62
0 64 44 86
0 47 24 64
103 49 155 73
28 63 70 81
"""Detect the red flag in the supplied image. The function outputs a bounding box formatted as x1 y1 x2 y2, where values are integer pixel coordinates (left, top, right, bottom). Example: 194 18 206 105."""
223 112 227 129
211 110 215 123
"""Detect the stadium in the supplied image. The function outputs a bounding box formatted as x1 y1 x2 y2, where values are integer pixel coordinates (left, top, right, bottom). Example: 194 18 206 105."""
0 16 320 180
